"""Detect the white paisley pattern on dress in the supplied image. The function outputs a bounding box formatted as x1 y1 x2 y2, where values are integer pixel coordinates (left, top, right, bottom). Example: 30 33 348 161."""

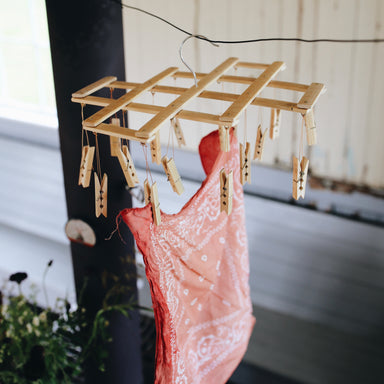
122 130 255 384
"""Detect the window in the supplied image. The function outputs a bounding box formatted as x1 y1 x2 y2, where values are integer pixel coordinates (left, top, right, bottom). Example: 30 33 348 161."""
0 0 57 127
0 1 73 304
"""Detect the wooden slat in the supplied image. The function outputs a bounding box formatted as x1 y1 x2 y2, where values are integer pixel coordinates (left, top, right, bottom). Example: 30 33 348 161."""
72 96 165 111
112 81 189 93
220 61 286 123
268 80 308 92
136 57 239 139
75 94 303 120
83 123 147 143
73 90 307 119
252 98 305 113
235 61 271 70
72 76 117 98
72 96 223 125
297 82 326 109
170 73 309 92
304 109 317 145
175 109 222 125
83 67 178 127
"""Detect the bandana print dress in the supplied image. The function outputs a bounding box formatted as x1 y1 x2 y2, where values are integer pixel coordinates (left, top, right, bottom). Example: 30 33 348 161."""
121 129 255 384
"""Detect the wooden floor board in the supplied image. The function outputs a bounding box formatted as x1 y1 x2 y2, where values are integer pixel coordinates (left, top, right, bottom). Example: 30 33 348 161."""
246 305 384 384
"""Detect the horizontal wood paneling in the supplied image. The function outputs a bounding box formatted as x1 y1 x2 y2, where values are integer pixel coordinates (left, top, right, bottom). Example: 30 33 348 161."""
0 135 68 243
245 305 384 384
122 0 384 188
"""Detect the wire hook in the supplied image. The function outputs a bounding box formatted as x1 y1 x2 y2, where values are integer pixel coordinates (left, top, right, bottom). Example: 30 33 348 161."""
179 35 219 87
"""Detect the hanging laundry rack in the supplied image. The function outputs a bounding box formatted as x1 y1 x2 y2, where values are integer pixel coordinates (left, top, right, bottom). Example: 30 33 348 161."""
72 57 326 222
72 57 325 146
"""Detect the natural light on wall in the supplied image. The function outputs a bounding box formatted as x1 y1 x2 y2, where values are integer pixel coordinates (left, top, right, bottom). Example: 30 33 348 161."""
122 0 384 189
0 0 57 127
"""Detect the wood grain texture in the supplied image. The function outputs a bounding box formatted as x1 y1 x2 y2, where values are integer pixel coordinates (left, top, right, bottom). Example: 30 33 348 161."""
304 109 317 145
297 82 326 109
84 122 146 142
136 57 239 138
172 73 308 92
73 96 223 126
84 67 178 127
219 61 285 123
72 76 117 97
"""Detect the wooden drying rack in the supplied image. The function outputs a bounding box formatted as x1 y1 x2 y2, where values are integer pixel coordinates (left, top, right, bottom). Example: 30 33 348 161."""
71 57 326 146
72 57 326 221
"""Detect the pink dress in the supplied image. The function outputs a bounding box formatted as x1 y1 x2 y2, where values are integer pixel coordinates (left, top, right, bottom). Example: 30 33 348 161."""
121 130 255 384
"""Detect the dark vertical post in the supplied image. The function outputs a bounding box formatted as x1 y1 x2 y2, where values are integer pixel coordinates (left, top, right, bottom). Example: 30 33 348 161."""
45 1 143 383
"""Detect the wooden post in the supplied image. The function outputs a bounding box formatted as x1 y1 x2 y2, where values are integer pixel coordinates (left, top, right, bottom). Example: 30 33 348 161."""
45 1 143 383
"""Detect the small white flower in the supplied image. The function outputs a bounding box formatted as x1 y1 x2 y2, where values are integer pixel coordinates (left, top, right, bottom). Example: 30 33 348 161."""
5 329 11 338
1 305 8 315
26 323 33 333
18 317 23 325
17 299 26 307
32 316 40 327
35 330 41 337
39 312 47 322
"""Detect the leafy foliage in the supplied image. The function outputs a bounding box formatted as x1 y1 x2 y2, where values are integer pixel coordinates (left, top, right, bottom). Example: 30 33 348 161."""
0 260 135 384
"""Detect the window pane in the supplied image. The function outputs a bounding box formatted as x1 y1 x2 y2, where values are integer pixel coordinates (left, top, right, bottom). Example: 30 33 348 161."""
2 43 39 105
0 0 31 40
0 0 56 126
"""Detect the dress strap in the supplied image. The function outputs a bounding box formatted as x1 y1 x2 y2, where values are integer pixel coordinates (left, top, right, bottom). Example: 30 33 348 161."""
199 128 236 176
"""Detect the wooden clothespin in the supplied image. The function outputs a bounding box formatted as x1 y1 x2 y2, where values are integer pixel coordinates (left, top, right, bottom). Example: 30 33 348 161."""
220 169 233 215
78 145 95 188
117 145 139 187
303 110 317 146
269 109 281 140
292 156 309 200
143 179 161 225
150 132 161 164
171 118 186 147
144 179 151 205
219 126 230 152
253 124 267 160
162 156 184 195
150 182 161 226
239 142 251 185
110 118 122 157
94 173 108 217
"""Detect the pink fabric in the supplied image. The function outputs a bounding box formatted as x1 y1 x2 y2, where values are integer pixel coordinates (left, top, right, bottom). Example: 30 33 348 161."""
121 130 255 384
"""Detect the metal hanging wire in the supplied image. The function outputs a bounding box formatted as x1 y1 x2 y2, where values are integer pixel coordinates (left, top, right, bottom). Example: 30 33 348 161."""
115 1 384 45
179 34 219 87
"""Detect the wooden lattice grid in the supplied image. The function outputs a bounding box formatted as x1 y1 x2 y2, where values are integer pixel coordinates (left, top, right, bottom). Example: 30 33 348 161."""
71 57 326 146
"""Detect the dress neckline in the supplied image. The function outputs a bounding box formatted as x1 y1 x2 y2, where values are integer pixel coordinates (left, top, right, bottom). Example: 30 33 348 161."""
158 129 236 221
121 129 236 223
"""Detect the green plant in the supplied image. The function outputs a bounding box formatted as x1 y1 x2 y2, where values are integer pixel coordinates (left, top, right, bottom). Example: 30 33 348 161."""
0 260 135 384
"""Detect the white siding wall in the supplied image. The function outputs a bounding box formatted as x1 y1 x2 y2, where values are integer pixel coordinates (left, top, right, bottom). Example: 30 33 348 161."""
122 0 384 188
0 129 75 307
